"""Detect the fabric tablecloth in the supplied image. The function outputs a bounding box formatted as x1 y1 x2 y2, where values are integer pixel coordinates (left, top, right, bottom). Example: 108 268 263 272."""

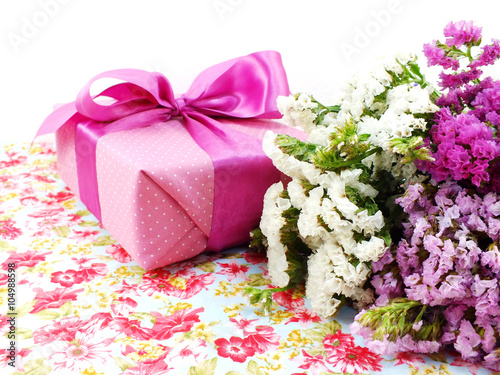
0 142 495 374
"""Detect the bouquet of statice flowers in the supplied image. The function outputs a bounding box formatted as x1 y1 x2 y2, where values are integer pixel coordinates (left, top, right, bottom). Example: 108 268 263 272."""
248 21 500 369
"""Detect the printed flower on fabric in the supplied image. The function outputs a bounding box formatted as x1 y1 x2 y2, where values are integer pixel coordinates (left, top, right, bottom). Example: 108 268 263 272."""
214 336 257 363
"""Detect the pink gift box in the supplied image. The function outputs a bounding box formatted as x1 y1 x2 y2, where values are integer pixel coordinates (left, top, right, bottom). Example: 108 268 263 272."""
39 51 304 270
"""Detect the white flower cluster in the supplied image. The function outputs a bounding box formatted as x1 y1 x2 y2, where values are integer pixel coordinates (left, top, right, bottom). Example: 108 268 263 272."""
262 132 387 317
258 53 440 318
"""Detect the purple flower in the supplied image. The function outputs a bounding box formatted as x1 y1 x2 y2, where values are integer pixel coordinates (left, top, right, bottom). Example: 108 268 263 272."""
444 20 482 48
470 39 500 68
454 320 482 358
423 41 459 70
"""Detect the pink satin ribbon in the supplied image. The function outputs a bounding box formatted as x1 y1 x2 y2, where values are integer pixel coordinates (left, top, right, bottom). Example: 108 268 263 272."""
37 51 291 250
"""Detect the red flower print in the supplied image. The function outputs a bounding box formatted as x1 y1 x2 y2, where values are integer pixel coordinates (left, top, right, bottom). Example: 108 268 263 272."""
2 250 50 269
395 351 426 368
242 250 267 265
113 317 153 341
214 336 256 363
0 155 27 168
244 325 280 354
0 273 7 286
286 310 322 328
106 244 132 263
28 207 65 219
150 308 203 341
31 287 84 313
50 270 84 287
217 261 249 281
328 345 383 374
46 190 74 202
0 219 22 240
76 262 108 282
273 289 306 311
294 350 329 375
140 272 215 299
324 330 355 358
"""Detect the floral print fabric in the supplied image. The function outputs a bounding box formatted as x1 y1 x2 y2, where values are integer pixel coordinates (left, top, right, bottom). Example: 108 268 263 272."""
0 142 494 374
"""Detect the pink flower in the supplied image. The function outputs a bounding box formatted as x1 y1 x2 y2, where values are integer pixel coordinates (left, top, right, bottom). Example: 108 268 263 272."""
444 20 482 48
122 360 172 375
294 350 329 375
150 308 203 341
394 352 426 368
2 250 50 269
244 325 280 354
76 263 108 282
70 230 100 243
272 289 305 311
48 332 114 371
50 270 85 287
329 345 383 374
106 244 132 263
31 287 84 313
323 330 355 359
33 317 86 344
110 297 138 316
46 190 74 202
214 336 256 363
217 261 249 281
286 310 322 328
0 219 22 240
112 317 152 341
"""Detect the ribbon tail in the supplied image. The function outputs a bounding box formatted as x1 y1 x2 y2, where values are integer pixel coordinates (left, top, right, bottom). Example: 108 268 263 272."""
35 101 78 139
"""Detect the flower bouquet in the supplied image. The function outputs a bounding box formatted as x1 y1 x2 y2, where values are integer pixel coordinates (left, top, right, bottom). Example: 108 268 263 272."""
247 21 500 370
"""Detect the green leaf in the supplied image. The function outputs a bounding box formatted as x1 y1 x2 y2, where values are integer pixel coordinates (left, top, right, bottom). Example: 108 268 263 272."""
196 261 217 273
129 312 156 324
426 351 448 363
12 300 36 318
0 240 16 252
188 357 218 375
13 358 51 375
75 209 92 217
247 273 272 287
52 226 71 238
114 356 134 371
93 235 116 247
79 220 100 227
13 327 33 340
35 308 62 321
247 360 264 375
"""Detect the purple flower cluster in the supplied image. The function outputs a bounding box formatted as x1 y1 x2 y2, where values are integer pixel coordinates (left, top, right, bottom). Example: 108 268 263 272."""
354 181 500 369
352 21 500 371
418 20 500 192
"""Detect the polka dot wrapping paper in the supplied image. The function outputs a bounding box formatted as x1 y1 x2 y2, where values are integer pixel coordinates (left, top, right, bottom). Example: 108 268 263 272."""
54 116 304 270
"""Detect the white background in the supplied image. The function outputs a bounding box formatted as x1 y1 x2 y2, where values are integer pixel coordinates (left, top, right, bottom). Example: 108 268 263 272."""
1 0 500 143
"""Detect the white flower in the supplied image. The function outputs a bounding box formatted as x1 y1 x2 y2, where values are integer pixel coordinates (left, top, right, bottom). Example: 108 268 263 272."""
354 236 388 262
260 182 290 288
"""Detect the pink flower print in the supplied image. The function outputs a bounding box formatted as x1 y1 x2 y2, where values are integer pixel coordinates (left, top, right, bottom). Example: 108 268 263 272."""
76 262 108 282
168 339 207 368
294 350 329 375
0 219 22 240
33 317 86 344
394 352 426 369
50 270 85 287
122 360 172 375
70 229 100 243
286 310 322 328
2 250 50 269
323 330 355 359
112 317 152 341
46 190 74 202
214 336 256 363
48 332 114 372
217 261 249 281
110 297 138 316
106 244 132 263
244 325 280 354
19 196 39 206
31 287 84 313
329 345 383 374
272 288 306 311
150 308 204 341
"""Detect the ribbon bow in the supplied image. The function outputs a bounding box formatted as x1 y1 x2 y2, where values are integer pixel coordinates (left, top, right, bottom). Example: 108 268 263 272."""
37 51 291 251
